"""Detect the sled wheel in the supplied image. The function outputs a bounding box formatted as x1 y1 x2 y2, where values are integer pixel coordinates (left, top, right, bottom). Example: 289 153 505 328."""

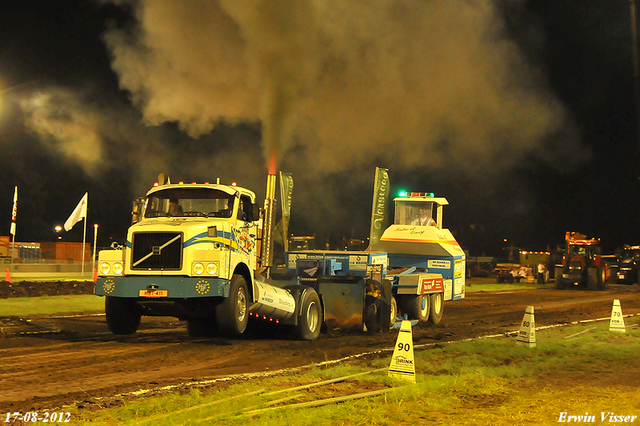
429 292 444 324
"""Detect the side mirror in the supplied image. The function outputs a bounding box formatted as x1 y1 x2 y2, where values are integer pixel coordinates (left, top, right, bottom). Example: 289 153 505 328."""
131 197 145 225
248 203 261 222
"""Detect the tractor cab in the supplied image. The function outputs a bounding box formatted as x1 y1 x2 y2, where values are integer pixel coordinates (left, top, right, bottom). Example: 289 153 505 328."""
393 192 447 229
555 232 606 290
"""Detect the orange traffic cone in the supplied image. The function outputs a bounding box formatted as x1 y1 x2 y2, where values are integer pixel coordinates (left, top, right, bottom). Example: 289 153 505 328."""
5 268 11 283
93 268 98 282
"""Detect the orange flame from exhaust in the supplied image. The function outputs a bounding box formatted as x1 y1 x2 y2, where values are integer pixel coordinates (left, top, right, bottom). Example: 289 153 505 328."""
268 150 277 175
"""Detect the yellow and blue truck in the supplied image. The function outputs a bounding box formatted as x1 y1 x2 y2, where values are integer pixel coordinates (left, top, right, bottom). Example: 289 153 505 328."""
95 172 465 339
95 173 323 340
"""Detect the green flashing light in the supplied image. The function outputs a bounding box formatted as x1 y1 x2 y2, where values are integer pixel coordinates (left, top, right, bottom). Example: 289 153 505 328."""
398 190 435 198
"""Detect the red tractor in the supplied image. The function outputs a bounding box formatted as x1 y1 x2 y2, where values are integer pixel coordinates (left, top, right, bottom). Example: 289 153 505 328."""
554 232 607 291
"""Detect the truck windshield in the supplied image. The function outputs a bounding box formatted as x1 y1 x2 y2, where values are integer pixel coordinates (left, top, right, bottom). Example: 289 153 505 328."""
143 188 235 218
394 201 435 226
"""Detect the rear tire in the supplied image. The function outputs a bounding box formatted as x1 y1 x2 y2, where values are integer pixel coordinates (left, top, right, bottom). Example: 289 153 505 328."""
105 296 141 335
294 288 322 341
429 293 444 324
587 267 598 291
597 266 607 291
216 274 249 336
555 266 567 289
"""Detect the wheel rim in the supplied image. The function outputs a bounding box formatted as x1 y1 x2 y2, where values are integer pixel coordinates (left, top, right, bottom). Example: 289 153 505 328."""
236 287 247 322
306 301 319 333
390 298 397 325
420 295 429 317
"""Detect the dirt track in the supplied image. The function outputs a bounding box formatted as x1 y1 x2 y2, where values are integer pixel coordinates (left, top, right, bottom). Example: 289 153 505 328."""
1 282 640 412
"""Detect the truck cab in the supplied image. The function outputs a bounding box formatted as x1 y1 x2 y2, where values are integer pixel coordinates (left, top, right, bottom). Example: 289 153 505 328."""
96 178 266 336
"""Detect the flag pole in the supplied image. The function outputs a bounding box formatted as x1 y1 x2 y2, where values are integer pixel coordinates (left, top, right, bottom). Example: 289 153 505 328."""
82 214 87 276
10 186 17 266
92 223 98 278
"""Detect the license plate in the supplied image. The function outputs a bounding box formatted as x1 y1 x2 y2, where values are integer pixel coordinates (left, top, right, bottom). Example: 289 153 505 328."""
139 289 168 298
618 273 625 279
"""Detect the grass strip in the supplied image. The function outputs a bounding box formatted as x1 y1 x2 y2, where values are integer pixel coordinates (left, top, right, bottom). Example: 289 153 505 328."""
241 386 406 417
0 294 103 316
133 388 266 425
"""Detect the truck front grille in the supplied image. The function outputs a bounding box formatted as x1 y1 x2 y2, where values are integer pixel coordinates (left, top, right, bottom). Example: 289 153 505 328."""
131 232 183 270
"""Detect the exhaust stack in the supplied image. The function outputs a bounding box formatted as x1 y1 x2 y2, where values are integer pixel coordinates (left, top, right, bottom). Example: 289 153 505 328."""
261 154 277 277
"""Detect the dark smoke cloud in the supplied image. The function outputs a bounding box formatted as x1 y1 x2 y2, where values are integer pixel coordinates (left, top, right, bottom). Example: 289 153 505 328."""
102 0 585 176
5 0 588 246
95 0 587 243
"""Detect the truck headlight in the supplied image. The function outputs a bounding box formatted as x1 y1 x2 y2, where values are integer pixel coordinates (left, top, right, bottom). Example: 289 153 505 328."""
112 262 124 275
99 262 111 275
206 262 218 276
193 262 205 275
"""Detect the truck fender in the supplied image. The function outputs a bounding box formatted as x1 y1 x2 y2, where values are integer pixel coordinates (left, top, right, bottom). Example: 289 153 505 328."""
233 263 254 301
283 285 325 327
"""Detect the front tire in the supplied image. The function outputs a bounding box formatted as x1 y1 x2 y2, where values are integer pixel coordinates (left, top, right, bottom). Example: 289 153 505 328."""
105 296 141 335
294 288 322 341
429 292 444 324
216 274 249 336
555 266 567 289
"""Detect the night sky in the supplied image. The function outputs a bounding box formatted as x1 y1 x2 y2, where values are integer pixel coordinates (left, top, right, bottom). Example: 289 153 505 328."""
0 0 638 258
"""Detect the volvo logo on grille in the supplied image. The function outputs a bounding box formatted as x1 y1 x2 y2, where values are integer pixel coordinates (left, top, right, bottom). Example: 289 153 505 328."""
132 233 182 268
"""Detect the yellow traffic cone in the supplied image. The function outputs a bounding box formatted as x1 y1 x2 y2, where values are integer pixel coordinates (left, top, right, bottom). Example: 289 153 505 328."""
609 299 626 333
388 320 416 383
516 305 536 347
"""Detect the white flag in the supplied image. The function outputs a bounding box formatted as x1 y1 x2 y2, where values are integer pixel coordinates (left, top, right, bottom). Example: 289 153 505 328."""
10 186 17 235
11 186 17 221
64 192 88 231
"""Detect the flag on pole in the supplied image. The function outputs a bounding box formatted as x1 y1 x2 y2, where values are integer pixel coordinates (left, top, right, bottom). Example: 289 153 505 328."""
279 171 293 251
64 192 88 231
368 167 390 247
10 186 17 236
